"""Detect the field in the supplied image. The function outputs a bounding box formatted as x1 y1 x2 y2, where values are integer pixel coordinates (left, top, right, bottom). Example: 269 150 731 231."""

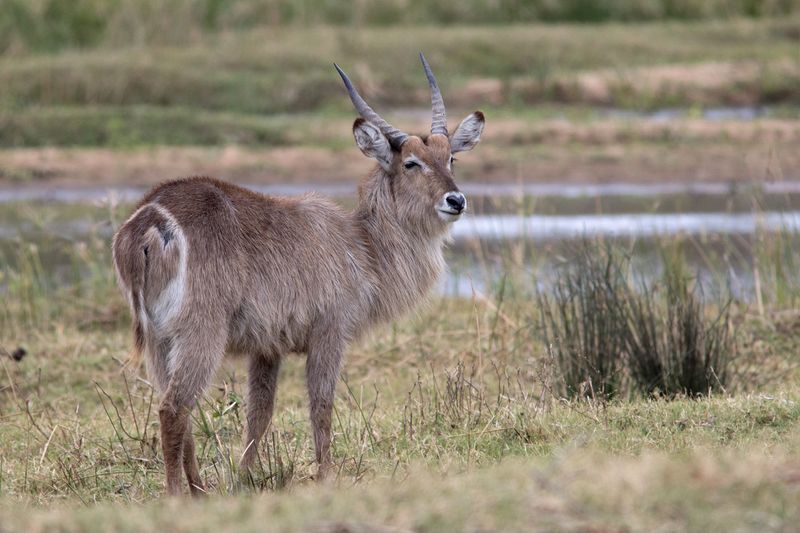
2 254 800 529
2 5 800 532
2 208 800 531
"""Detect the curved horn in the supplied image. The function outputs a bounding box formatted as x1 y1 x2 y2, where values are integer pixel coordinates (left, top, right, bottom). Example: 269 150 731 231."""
419 52 447 136
334 63 408 148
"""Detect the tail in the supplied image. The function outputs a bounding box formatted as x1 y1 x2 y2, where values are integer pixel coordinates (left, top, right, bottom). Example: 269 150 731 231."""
127 322 146 370
112 219 148 370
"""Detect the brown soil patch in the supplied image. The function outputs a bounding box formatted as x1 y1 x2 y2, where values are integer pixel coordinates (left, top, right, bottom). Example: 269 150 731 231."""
0 117 798 189
0 146 369 187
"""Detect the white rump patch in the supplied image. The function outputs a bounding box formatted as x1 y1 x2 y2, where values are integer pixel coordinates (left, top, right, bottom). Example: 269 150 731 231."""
150 204 188 333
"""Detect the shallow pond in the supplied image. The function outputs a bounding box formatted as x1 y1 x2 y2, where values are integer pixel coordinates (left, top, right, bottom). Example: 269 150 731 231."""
1 179 799 301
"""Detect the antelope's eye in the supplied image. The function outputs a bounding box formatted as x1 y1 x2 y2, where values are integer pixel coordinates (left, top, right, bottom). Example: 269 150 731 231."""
450 156 456 165
404 160 420 170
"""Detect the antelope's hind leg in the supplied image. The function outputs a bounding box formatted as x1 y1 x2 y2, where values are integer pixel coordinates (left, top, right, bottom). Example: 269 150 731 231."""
158 399 192 497
144 337 204 495
159 330 227 496
182 421 205 495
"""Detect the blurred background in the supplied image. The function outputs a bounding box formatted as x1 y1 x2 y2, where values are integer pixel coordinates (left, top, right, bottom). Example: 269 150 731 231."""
1 0 800 302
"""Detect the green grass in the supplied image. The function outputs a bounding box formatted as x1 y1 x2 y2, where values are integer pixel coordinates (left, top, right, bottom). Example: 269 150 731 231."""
5 19 800 107
0 315 798 528
1 18 800 147
0 106 295 148
5 442 800 531
539 241 737 399
1 304 798 496
3 0 800 55
2 395 800 531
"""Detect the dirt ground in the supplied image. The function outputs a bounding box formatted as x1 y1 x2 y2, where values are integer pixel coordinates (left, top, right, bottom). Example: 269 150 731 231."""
0 117 798 188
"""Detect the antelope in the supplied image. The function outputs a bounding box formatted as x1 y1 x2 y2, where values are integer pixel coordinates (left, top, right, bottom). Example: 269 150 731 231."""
112 53 485 496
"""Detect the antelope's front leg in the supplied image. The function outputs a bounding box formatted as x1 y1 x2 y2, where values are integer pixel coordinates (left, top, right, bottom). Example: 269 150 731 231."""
241 353 282 470
305 336 343 480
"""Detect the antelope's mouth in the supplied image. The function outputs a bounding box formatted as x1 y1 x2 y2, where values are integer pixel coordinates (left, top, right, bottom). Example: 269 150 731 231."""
437 208 463 221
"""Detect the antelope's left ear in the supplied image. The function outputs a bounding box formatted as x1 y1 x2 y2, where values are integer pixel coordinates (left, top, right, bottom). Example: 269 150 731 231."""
450 111 485 153
353 118 393 171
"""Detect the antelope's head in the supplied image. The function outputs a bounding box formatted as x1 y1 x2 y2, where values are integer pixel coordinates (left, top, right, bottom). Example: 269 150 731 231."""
336 54 484 230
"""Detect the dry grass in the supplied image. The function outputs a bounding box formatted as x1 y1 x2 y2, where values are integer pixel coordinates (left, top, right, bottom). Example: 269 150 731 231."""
1 201 799 529
2 412 800 531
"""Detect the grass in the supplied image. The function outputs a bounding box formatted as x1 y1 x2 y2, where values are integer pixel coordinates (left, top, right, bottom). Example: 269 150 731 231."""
1 17 800 148
3 0 800 55
3 397 800 531
539 241 737 399
7 103 800 152
5 443 800 531
1 309 798 492
3 116 800 188
0 106 295 148
0 312 798 528
0 198 798 528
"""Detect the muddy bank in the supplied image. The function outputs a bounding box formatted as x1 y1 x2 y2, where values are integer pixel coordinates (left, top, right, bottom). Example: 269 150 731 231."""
1 115 799 188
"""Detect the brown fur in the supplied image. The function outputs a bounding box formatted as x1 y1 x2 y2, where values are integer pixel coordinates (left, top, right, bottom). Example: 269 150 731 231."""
112 125 481 495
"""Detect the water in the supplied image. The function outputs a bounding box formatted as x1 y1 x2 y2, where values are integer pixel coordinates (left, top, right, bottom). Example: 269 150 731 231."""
4 180 800 204
1 180 799 300
606 106 769 122
454 211 800 239
4 208 798 241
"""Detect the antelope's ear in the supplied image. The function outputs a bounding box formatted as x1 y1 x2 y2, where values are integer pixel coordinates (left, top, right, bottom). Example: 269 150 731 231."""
450 111 485 153
353 118 392 170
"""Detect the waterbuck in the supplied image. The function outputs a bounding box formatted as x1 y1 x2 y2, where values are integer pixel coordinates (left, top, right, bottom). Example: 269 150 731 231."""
112 54 485 496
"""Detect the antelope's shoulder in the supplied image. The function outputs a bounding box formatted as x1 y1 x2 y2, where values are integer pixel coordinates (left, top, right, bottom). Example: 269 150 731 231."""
295 191 348 217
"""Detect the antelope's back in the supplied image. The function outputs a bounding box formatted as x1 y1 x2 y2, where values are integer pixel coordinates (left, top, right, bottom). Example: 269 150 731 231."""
115 177 372 342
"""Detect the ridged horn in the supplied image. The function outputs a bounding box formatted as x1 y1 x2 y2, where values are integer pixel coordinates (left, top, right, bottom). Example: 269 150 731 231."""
419 52 447 136
334 63 408 148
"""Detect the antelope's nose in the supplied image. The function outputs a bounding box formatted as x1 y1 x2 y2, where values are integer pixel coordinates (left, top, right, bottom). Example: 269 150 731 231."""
445 192 466 213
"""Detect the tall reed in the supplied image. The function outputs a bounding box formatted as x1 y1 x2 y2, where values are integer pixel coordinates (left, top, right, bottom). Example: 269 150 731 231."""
538 239 737 399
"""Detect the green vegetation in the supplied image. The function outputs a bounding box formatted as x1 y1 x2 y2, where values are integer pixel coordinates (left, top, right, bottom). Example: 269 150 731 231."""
0 106 294 148
1 17 800 148
539 242 736 399
1 204 799 527
3 0 800 55
5 445 800 531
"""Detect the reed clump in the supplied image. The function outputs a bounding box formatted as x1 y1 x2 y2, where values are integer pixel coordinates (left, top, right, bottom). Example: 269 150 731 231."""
539 240 737 399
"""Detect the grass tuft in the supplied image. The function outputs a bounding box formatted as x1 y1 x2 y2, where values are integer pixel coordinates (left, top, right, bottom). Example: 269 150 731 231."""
626 250 736 396
539 240 737 399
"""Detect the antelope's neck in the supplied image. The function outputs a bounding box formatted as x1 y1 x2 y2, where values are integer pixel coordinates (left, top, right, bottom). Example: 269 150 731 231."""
353 193 447 326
